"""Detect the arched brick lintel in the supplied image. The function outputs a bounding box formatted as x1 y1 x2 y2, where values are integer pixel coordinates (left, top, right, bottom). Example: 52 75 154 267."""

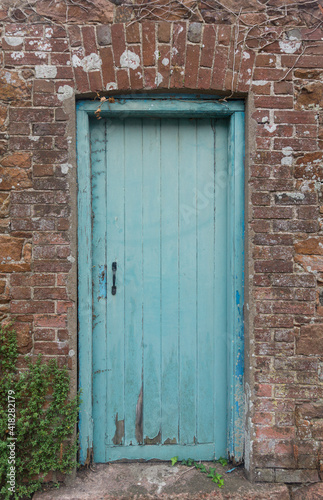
75 22 253 96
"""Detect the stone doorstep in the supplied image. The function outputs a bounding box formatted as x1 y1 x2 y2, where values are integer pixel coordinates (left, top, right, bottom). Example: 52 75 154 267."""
32 463 322 500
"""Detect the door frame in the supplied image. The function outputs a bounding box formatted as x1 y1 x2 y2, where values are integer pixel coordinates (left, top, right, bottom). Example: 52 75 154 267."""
76 95 245 464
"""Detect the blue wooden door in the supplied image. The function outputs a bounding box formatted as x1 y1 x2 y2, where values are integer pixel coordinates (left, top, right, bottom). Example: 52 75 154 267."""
90 115 231 461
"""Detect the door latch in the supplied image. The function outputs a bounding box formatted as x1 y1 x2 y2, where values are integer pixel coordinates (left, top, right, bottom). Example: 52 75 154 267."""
112 262 117 295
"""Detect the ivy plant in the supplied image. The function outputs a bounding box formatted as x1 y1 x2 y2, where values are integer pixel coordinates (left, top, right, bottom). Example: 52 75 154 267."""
0 324 80 499
171 456 228 489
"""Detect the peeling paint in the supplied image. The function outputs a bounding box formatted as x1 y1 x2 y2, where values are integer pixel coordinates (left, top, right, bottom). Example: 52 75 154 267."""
135 386 143 444
112 413 125 445
162 57 169 66
164 437 177 445
144 430 161 445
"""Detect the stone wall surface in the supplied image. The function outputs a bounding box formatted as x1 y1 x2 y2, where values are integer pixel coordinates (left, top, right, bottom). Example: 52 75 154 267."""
0 0 323 483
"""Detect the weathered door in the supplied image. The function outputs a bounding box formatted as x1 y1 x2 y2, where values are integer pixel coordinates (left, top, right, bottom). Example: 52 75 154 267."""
78 98 245 463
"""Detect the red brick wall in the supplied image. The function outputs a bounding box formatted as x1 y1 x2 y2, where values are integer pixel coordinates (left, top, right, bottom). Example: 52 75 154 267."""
1 0 323 483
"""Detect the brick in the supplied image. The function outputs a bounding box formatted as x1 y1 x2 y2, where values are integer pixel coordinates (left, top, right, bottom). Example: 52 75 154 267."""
34 287 67 300
111 24 126 66
126 23 140 44
35 314 67 328
33 151 68 164
254 234 293 246
10 136 52 151
282 55 323 69
100 47 115 90
33 204 69 218
237 49 255 92
170 66 184 89
157 44 171 88
74 67 90 93
33 245 56 259
254 261 293 273
273 220 319 233
10 108 54 123
33 123 66 136
11 219 55 232
253 67 292 81
274 137 317 151
255 96 294 109
26 38 68 52
200 25 216 68
82 26 97 55
4 52 49 66
33 79 55 93
217 25 231 45
68 25 82 47
184 44 200 88
275 192 317 205
56 66 74 80
172 22 186 67
34 328 55 341
276 469 319 483
197 67 211 90
34 341 69 355
116 69 130 90
33 232 69 245
89 70 103 93
128 45 143 90
298 206 318 219
144 68 157 89
142 22 156 66
10 204 31 218
211 46 228 90
274 111 317 124
97 25 111 46
33 261 72 273
255 53 277 67
11 300 54 314
253 207 292 219
158 22 171 43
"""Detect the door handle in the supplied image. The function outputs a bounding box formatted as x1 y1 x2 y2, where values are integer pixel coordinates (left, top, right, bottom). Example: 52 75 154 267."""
111 262 117 295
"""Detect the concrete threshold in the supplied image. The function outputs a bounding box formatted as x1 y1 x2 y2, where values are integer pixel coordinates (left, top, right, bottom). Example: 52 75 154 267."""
32 462 323 499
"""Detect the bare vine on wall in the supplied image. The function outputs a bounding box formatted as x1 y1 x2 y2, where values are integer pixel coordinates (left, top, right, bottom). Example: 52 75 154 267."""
2 0 323 97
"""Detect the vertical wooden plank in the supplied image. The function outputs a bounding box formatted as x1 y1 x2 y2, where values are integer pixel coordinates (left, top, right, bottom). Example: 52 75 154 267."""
142 119 162 444
124 118 144 446
227 112 245 461
160 119 179 445
178 119 197 445
77 106 93 463
213 119 229 455
195 119 217 447
106 118 126 450
91 118 107 461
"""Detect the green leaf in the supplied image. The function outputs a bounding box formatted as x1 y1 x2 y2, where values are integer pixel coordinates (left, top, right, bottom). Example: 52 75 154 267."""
171 456 178 466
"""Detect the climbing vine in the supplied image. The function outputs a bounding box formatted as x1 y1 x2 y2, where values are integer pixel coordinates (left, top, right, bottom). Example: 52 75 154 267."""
0 324 80 499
